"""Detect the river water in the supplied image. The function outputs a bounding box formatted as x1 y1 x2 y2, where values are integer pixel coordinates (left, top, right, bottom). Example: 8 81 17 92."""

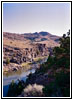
3 57 48 97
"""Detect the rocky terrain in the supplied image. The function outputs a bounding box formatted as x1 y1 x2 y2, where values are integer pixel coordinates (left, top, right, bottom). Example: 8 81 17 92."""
3 31 60 73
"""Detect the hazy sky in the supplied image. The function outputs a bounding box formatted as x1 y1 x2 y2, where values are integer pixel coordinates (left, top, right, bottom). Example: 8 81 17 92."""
3 2 71 36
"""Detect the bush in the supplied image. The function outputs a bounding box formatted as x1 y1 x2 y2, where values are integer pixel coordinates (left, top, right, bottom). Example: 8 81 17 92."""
7 80 25 97
22 84 44 97
6 57 10 64
47 56 55 66
36 50 40 55
53 47 65 56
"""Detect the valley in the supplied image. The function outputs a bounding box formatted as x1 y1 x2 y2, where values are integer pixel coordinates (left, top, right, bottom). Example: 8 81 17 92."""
3 31 60 97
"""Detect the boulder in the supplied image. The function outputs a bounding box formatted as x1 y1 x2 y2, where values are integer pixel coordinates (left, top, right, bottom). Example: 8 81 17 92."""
10 57 17 63
12 67 17 71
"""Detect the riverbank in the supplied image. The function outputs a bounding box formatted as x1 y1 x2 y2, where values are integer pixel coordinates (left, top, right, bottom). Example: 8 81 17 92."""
3 56 48 75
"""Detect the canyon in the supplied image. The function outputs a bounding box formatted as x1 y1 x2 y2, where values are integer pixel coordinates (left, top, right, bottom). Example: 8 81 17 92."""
3 31 60 73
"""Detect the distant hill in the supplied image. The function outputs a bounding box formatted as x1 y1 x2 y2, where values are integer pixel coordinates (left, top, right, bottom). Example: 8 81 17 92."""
3 31 60 48
23 31 60 42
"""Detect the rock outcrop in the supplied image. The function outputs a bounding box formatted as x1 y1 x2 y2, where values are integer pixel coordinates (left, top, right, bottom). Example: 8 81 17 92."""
3 43 49 65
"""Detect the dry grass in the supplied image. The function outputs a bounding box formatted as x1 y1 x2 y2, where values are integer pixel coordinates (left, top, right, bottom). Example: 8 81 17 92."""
3 37 33 49
21 62 32 67
33 56 48 62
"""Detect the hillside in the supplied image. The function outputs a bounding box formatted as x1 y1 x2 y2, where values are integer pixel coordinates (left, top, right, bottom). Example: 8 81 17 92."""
3 31 60 48
3 31 60 73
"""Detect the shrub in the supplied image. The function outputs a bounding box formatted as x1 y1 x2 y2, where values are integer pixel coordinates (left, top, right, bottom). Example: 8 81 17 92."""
7 80 25 97
22 84 44 97
6 57 10 64
36 50 40 55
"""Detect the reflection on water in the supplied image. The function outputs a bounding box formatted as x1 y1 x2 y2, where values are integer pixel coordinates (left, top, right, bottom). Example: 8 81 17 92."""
3 85 9 97
3 68 35 86
4 67 31 77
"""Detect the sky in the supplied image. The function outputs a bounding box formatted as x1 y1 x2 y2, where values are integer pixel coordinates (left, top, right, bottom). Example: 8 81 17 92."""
3 2 71 36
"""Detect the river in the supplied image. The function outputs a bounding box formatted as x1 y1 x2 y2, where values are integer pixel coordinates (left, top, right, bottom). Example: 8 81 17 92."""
3 57 48 97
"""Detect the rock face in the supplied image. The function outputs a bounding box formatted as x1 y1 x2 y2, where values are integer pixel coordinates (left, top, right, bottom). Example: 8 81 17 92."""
3 43 49 65
3 63 20 73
